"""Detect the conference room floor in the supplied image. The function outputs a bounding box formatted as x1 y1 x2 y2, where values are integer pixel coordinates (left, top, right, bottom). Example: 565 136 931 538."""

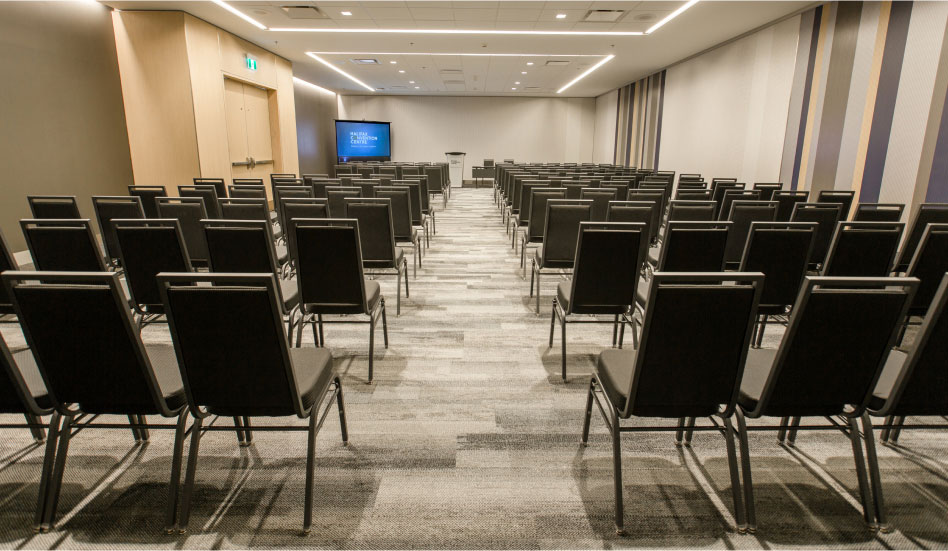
0 188 946 549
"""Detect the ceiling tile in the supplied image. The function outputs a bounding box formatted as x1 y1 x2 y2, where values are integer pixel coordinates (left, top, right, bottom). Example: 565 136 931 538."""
496 8 543 21
409 7 455 19
365 7 413 18
452 8 498 21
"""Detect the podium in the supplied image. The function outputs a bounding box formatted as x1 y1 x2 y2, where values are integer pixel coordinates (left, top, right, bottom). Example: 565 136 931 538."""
445 151 466 188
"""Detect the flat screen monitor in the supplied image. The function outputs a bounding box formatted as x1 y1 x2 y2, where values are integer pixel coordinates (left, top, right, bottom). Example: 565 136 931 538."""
335 120 391 162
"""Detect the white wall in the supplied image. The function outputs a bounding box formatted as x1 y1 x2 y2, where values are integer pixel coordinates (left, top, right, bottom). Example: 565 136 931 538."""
658 16 801 181
593 90 618 164
337 95 596 179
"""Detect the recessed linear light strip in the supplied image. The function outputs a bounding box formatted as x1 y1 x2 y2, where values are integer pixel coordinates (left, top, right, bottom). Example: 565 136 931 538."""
557 54 614 94
308 52 605 57
292 76 336 96
307 53 375 92
273 28 643 36
210 0 266 30
646 0 700 34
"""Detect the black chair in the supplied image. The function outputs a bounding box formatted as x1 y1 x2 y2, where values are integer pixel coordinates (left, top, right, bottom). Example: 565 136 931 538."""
519 188 567 272
638 221 730 306
203 220 302 344
282 198 330 268
425 165 446 207
227 184 267 200
353 179 381 199
676 189 711 200
275 186 315 237
92 196 145 268
2 271 187 533
269 173 296 186
790 202 842 269
822 222 904 277
710 182 745 212
606 200 656 258
220 197 284 248
344 198 410 314
580 188 617 222
530 200 593 314
376 186 422 276
903 223 948 318
550 222 646 381
310 178 341 199
179 185 221 219
20 219 108 272
156 197 210 267
893 203 948 271
128 186 167 218
773 190 809 221
739 222 816 347
233 178 264 186
292 219 388 382
723 200 778 266
668 200 715 222
326 186 362 219
625 190 664 243
718 189 761 221
395 180 430 248
752 183 783 201
114 218 193 329
157 272 346 534
510 181 547 241
854 203 904 222
0 230 19 320
582 272 764 535
192 177 227 200
28 196 81 219
736 276 918 532
817 189 855 220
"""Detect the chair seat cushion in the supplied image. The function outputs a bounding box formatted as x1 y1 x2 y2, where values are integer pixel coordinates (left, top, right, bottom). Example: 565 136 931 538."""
557 281 629 315
869 349 907 412
144 344 187 413
364 248 405 269
280 279 300 311
11 349 53 411
533 247 573 270
635 277 649 306
289 347 335 412
597 348 636 413
556 281 571 311
365 279 382 311
738 348 777 415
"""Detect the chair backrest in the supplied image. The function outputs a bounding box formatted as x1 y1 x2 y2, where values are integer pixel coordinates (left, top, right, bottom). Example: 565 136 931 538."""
233 178 264 186
283 198 330 260
773 190 810 221
600 182 629 200
219 197 271 223
424 166 443 190
873 273 948 417
92 196 145 264
156 197 210 264
310 179 341 199
275 186 315 230
353 179 381 198
854 202 904 222
718 189 761 220
334 164 353 176
270 173 297 186
658 221 731 272
895 203 948 270
3 271 180 415
395 181 425 226
724 200 778 264
789 202 842 266
28 196 81 219
567 222 647 315
0 231 17 314
817 189 855 220
159 273 306 417
114 219 193 312
539 200 593 265
203 220 280 281
20 219 107 272
626 190 664 241
562 183 590 199
128 186 167 218
750 276 917 417
326 186 362 218
379 166 397 176
193 178 227 200
401 166 419 176
753 183 783 201
622 272 763 419
344 198 398 266
739 222 816 309
668 200 715 221
375 187 413 241
822 221 904 277
227 184 267 199
525 188 567 242
179 185 221 219
710 181 745 209
606 201 654 247
293 219 370 314
906 223 948 316
580 188 617 222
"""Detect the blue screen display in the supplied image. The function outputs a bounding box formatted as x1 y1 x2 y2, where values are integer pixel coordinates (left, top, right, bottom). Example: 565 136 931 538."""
335 120 391 159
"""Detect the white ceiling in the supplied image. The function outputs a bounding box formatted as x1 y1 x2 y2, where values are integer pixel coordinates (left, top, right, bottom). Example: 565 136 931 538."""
103 0 813 97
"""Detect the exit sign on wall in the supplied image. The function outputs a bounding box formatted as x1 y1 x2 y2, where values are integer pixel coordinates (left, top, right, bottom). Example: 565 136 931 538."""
245 55 258 71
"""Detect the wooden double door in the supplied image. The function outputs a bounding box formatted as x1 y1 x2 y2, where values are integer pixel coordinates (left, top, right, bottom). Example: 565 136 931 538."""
224 77 274 181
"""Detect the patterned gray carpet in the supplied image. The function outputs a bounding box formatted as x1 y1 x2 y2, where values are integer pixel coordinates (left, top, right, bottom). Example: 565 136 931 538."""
1 188 947 549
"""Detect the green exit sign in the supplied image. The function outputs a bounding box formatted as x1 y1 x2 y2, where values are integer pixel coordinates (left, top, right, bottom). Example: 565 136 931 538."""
245 55 257 71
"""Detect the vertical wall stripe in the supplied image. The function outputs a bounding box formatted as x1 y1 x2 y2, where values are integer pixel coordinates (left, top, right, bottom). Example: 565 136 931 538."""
922 16 948 202
811 1 862 194
925 88 948 202
796 4 833 191
790 5 823 190
654 69 666 169
859 1 912 202
613 86 621 164
780 9 816 184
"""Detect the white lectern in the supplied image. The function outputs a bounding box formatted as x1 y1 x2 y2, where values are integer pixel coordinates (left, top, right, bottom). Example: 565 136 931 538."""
445 151 466 188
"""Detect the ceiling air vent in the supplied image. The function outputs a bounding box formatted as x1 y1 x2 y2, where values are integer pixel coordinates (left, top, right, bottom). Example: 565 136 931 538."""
524 86 542 91
439 69 464 76
545 60 570 67
583 10 625 22
352 59 380 65
633 13 659 21
281 6 328 19
443 80 466 91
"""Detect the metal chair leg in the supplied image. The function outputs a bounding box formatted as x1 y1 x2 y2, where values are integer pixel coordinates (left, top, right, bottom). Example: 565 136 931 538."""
33 412 61 532
396 268 402 316
722 416 747 533
165 412 188 534
735 409 757 532
848 416 876 528
404 259 410 299
302 411 317 535
335 378 349 444
683 417 696 446
548 301 557 348
242 417 252 445
137 415 150 441
861 413 889 531
368 312 376 384
560 315 567 382
610 410 625 536
581 379 595 445
177 416 204 533
675 418 686 445
24 413 46 442
536 271 542 315
786 416 801 445
879 415 894 443
381 299 389 348
890 416 905 443
777 417 790 442
612 315 619 347
41 414 73 531
318 314 325 347
128 414 142 442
